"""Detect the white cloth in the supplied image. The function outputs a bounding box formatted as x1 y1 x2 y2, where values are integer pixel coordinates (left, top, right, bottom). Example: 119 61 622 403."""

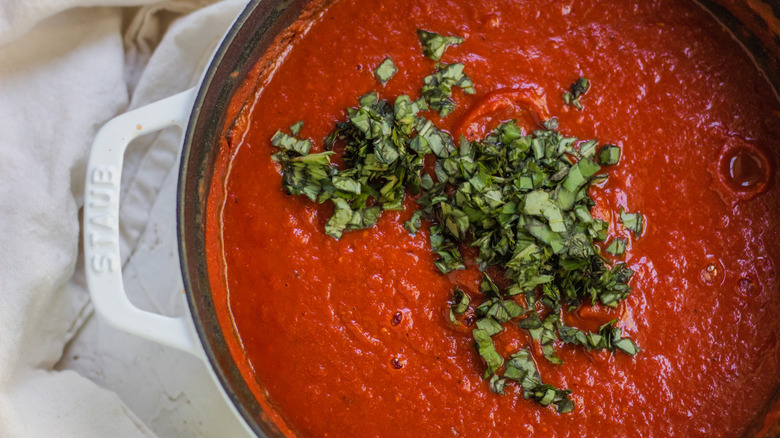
0 0 252 436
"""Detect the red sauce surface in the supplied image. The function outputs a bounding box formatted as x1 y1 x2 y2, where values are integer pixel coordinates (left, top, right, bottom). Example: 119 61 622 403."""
207 0 780 436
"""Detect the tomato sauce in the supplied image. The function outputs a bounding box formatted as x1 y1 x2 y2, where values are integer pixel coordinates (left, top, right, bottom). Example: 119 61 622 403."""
206 0 780 436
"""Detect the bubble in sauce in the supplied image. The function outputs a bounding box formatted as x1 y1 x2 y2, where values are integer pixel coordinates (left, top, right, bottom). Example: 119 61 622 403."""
390 357 404 369
391 311 403 326
716 140 771 196
726 149 766 189
709 138 773 205
737 277 756 297
699 258 724 286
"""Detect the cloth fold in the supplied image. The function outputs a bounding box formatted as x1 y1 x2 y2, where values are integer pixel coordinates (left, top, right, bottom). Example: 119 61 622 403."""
0 0 250 436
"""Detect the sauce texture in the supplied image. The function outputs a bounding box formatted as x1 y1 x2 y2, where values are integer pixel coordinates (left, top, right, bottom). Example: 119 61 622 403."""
207 0 780 436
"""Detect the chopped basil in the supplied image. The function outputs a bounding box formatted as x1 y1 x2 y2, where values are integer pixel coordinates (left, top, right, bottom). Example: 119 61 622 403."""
476 296 526 323
404 210 424 235
578 139 598 159
606 237 627 256
272 150 336 202
325 198 382 239
613 337 640 355
563 77 590 110
558 319 639 356
416 29 464 61
421 62 475 117
374 57 398 85
517 312 542 331
271 32 640 416
489 374 509 394
538 314 564 365
598 144 621 165
451 287 470 314
525 382 575 414
505 349 574 413
619 207 644 236
430 225 465 273
289 120 304 136
557 323 589 346
271 130 312 155
476 317 504 336
311 91 437 236
473 328 504 378
562 158 600 192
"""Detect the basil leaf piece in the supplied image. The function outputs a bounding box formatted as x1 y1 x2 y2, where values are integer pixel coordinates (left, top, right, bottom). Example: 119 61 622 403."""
271 130 312 155
324 198 381 239
489 374 508 394
606 237 627 256
451 287 470 314
403 210 425 235
598 144 621 165
572 77 590 97
473 328 504 378
479 299 526 323
557 320 639 356
421 63 475 117
274 151 336 202
563 77 590 110
429 225 465 273
517 313 542 330
374 57 398 85
290 120 304 136
503 349 536 381
619 207 644 237
476 317 504 336
543 118 559 130
562 158 600 192
558 323 589 346
579 140 598 159
524 190 566 232
539 314 563 365
505 349 575 413
613 337 640 356
440 202 470 240
416 29 464 61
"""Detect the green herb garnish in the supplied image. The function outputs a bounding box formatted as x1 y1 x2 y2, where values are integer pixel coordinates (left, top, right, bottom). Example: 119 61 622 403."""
503 349 575 413
375 57 398 85
271 129 312 156
421 62 475 117
289 120 304 136
270 33 644 415
606 237 627 256
451 287 470 314
473 328 504 377
619 207 644 236
563 77 590 110
558 319 640 355
598 143 621 165
416 29 464 61
449 287 470 323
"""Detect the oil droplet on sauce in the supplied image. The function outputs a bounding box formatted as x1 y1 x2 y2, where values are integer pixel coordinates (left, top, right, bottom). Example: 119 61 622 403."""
709 138 773 205
737 277 756 297
724 148 767 190
717 142 771 195
699 259 724 286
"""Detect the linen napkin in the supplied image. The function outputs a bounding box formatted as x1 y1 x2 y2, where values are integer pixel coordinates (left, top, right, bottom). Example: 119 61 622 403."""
0 0 252 436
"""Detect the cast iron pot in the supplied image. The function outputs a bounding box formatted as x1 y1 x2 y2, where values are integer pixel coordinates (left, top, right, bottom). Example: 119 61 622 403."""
83 0 780 436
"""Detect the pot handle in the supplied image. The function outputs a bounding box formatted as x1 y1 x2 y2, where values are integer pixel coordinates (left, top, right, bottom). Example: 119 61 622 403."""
83 88 204 360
